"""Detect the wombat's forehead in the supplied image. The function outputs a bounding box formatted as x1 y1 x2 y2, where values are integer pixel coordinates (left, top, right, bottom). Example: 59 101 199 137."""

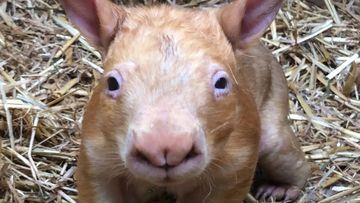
116 6 228 53
123 6 219 33
104 6 233 72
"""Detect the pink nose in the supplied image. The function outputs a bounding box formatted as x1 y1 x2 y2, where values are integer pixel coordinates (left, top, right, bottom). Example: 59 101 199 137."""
131 130 200 169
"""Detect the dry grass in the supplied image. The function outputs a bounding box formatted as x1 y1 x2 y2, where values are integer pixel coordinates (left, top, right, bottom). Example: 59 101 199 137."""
0 0 359 202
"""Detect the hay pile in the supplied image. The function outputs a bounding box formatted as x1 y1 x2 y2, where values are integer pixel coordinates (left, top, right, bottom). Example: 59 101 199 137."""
0 0 359 202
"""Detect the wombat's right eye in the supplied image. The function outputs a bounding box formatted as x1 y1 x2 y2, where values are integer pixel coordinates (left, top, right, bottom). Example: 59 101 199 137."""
212 70 231 99
107 77 119 91
105 70 123 98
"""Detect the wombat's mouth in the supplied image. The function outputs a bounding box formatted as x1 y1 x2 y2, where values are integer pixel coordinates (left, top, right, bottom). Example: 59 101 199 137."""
126 152 207 186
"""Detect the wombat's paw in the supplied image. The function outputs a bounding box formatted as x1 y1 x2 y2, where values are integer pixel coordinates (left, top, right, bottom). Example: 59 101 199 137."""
255 183 301 202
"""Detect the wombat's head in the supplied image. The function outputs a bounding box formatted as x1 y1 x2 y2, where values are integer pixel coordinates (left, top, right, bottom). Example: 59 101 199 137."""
60 0 282 186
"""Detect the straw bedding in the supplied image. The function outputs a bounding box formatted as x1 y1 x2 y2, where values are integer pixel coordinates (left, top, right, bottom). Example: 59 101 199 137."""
0 0 359 202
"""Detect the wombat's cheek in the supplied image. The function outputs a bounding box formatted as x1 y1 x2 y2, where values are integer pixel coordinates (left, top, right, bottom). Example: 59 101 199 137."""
119 130 134 162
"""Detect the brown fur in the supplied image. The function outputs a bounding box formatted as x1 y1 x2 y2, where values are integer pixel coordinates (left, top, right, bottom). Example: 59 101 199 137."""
60 1 311 202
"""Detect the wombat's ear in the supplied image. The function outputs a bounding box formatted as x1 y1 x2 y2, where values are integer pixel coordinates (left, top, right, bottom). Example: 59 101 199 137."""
59 0 125 54
218 0 283 49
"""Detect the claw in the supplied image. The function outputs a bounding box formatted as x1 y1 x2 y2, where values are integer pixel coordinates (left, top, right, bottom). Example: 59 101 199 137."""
255 185 266 199
272 187 285 200
284 186 300 201
261 185 275 200
255 184 301 202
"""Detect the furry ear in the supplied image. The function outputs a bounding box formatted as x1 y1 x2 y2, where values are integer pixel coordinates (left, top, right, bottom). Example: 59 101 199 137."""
59 0 125 54
218 0 283 49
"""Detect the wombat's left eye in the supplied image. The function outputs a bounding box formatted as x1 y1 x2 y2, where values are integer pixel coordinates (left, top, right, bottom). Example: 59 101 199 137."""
105 70 123 98
212 70 231 98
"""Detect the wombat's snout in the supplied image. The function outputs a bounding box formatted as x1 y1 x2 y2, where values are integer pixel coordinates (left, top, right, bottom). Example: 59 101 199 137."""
131 132 200 169
125 107 207 184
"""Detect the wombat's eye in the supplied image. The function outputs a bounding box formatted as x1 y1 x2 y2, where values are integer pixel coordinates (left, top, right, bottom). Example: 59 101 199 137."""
212 70 231 98
107 77 119 91
215 77 227 89
105 70 123 98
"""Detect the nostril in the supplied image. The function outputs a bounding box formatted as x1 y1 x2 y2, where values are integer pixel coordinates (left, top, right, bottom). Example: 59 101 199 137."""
184 146 199 161
134 150 151 164
131 144 201 169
